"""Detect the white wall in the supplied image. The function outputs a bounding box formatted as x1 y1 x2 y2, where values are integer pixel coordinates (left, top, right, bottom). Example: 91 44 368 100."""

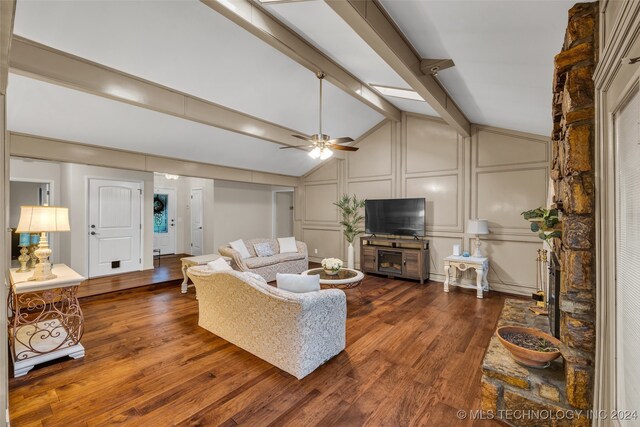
299 114 549 296
213 180 291 251
153 174 215 255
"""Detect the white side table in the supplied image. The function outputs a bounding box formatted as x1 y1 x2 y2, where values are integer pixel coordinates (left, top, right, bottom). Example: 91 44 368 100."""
443 255 489 299
180 254 231 293
8 264 86 377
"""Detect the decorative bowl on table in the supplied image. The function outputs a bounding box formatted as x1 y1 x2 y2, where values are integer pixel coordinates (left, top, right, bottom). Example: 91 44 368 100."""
496 326 562 368
321 257 343 276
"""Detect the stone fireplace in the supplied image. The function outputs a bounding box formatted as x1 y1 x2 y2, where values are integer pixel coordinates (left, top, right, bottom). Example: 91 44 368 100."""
481 3 598 425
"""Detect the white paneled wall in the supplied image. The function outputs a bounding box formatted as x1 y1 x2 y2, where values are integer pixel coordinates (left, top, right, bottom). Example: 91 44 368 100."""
299 113 548 296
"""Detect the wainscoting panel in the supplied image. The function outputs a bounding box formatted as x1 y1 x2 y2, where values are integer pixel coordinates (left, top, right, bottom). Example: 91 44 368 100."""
476 237 542 296
406 174 461 231
476 127 548 168
303 228 342 262
304 158 339 183
347 179 393 200
426 235 465 280
476 168 548 231
348 122 393 179
304 183 338 223
405 116 459 174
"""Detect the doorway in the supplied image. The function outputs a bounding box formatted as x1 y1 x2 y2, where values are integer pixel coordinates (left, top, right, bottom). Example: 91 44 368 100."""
273 190 294 237
88 178 143 278
9 180 51 261
153 187 176 255
190 188 204 256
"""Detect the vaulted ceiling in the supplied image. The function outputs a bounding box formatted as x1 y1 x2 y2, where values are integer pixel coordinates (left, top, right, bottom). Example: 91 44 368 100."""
6 0 574 177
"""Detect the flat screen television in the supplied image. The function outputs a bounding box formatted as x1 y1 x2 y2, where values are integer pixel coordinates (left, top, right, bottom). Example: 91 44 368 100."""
365 198 426 237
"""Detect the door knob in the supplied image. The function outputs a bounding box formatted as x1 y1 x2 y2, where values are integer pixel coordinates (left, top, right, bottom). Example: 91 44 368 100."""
90 231 100 236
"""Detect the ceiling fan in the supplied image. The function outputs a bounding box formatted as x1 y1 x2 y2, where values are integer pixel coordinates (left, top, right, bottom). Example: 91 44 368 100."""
280 71 358 160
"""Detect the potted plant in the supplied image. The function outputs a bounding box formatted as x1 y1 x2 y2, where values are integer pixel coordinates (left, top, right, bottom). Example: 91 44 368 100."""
334 194 366 269
496 326 562 368
521 207 561 243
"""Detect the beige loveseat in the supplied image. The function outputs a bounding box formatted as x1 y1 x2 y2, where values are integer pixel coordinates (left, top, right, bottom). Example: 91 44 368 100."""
187 268 346 379
218 238 308 282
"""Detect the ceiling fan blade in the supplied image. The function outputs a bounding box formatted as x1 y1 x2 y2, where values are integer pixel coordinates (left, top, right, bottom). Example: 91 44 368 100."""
279 145 311 150
291 134 312 142
327 137 354 145
331 145 359 152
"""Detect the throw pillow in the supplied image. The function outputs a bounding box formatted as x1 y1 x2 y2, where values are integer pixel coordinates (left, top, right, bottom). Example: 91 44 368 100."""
229 239 251 259
207 257 232 272
277 237 298 254
276 273 320 293
254 242 276 257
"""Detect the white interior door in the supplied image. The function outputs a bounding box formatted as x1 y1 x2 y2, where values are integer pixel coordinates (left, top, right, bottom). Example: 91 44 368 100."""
153 188 176 255
190 188 203 256
88 179 142 278
274 191 294 237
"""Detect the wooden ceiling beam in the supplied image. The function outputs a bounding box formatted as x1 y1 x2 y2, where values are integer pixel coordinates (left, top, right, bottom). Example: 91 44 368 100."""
9 36 317 149
200 0 402 122
326 0 471 137
0 0 16 95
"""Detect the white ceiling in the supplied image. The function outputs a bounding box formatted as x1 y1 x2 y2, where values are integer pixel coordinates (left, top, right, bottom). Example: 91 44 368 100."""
264 0 440 117
7 74 318 176
380 0 575 136
6 0 575 177
12 0 383 140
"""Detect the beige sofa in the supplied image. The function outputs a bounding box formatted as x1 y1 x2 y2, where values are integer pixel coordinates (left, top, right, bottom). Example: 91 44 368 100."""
187 268 346 379
218 238 308 282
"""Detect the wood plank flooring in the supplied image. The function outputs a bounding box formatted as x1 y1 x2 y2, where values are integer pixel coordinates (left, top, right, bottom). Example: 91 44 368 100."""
9 274 506 426
77 254 188 298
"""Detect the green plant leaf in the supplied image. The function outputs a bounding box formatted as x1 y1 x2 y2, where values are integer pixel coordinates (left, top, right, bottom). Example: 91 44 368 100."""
530 222 540 232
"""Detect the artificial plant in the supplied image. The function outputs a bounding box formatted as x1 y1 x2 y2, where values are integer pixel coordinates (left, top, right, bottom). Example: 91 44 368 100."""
521 207 561 242
334 194 366 244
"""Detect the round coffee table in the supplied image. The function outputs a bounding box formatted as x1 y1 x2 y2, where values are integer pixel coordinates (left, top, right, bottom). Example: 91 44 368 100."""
301 268 364 289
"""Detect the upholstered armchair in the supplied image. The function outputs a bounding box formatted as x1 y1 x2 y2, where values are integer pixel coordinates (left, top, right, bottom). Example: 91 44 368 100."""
187 268 346 379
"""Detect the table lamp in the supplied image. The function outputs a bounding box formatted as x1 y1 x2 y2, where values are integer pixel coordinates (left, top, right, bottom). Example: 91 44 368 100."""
15 206 70 281
468 219 489 257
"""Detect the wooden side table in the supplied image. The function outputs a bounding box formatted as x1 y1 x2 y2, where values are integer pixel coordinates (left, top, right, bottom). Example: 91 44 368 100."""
443 255 489 299
180 254 231 293
8 264 86 377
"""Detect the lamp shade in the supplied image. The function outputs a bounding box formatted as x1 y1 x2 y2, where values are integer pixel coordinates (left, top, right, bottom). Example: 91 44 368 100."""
468 219 489 235
15 206 71 233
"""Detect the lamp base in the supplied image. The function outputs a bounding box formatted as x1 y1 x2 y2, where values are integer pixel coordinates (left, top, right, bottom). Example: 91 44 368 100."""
28 261 57 281
28 233 57 281
17 246 31 273
474 235 483 257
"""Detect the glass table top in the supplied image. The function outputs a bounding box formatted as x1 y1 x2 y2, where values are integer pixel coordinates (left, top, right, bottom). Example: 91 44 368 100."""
306 268 359 280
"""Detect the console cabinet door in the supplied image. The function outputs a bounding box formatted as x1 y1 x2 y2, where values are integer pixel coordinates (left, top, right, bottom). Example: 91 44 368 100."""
362 246 376 271
403 251 420 278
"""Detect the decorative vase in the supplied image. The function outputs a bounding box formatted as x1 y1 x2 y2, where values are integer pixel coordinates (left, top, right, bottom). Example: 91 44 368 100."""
347 243 355 269
496 326 562 368
324 269 340 276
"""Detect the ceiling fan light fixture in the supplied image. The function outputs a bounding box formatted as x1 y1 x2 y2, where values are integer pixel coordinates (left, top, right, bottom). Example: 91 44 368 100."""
308 146 321 159
320 147 333 160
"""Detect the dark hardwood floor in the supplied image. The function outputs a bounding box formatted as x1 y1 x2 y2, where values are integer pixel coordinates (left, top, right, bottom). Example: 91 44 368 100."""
9 272 505 426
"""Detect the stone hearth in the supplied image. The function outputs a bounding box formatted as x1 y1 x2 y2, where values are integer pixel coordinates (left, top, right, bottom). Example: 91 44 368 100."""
482 300 590 426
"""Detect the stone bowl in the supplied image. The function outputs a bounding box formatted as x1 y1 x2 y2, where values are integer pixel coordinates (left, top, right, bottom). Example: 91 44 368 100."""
496 326 562 368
